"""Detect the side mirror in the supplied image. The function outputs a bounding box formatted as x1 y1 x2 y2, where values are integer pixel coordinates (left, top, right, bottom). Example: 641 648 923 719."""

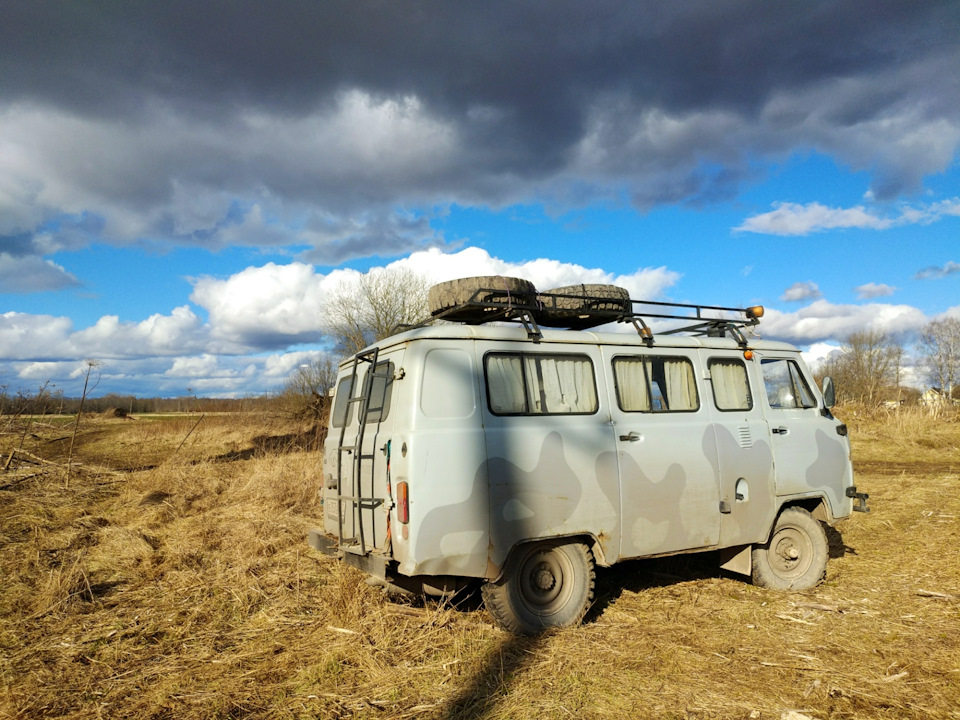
822 376 836 408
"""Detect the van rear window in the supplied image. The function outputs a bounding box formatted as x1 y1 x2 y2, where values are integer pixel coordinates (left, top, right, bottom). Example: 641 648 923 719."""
485 353 598 415
362 361 394 423
331 376 354 428
613 355 699 412
330 360 395 427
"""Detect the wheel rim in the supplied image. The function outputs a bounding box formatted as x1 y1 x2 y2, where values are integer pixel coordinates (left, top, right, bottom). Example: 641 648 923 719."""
518 548 574 617
766 523 814 580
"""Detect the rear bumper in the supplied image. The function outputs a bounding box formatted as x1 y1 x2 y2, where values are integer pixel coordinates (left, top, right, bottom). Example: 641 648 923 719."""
307 529 390 579
307 529 339 555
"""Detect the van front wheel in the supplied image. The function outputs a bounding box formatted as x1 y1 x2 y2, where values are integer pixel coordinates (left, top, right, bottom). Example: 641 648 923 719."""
752 507 828 591
482 541 595 635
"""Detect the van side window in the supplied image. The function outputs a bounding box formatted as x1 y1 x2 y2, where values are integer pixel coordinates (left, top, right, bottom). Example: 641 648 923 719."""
485 353 598 415
331 376 354 428
362 361 394 423
613 356 699 412
761 358 816 409
709 358 753 411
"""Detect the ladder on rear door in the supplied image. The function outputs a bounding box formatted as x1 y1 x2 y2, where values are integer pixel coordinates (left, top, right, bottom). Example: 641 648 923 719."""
335 347 390 554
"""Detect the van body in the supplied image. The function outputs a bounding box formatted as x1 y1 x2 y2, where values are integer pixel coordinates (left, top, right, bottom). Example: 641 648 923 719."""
309 318 866 633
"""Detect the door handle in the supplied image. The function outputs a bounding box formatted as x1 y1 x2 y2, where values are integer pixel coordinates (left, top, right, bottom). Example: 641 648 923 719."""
772 426 788 435
619 431 641 442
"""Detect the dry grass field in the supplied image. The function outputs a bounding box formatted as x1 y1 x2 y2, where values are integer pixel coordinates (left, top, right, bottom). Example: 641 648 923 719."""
1 407 958 719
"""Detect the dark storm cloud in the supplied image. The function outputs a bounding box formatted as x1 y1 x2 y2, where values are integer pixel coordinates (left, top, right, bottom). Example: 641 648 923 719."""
6 2 950 117
1 0 958 265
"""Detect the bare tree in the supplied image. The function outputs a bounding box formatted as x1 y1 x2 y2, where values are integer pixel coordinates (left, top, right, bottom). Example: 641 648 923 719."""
324 267 430 356
819 330 903 405
918 317 960 400
280 355 338 422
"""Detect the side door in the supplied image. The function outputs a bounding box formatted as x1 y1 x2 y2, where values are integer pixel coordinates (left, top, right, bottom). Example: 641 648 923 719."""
326 348 404 556
702 354 777 547
480 345 621 569
757 352 852 509
605 348 721 559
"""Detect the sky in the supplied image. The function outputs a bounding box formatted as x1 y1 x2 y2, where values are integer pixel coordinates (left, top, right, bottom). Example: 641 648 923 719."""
1 1 959 398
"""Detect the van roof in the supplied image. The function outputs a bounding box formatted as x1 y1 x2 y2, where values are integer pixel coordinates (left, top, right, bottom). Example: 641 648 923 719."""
362 323 800 354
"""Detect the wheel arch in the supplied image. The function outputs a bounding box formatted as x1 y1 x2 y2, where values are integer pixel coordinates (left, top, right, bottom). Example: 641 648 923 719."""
778 495 834 526
487 532 603 582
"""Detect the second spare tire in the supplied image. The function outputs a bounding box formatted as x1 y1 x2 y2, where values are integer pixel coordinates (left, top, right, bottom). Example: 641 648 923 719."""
537 284 630 328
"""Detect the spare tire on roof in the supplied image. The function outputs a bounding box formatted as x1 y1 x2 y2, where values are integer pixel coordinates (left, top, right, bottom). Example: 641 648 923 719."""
428 276 537 323
537 284 630 328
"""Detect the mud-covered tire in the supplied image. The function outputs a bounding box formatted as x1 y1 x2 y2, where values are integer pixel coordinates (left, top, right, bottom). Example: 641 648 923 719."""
751 507 829 591
537 284 630 328
428 276 537 323
481 541 595 635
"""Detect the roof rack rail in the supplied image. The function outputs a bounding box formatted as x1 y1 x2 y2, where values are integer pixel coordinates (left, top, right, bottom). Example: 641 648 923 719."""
398 287 763 346
619 298 763 347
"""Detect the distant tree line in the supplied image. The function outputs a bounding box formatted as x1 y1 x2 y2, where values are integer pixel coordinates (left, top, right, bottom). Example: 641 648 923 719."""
0 390 281 417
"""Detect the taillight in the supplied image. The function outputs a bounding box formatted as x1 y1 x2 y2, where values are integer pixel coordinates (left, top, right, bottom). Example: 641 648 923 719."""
396 481 409 524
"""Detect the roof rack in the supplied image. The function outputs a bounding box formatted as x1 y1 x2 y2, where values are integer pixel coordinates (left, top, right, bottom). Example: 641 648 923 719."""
403 287 763 346
619 298 763 347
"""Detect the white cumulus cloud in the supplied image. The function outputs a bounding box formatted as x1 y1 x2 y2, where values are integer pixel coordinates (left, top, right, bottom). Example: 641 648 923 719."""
854 282 896 299
781 281 822 303
761 299 927 345
735 197 960 237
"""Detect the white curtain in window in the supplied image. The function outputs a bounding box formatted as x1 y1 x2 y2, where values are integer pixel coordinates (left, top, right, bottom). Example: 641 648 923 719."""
526 356 596 413
487 355 526 413
614 359 650 411
711 361 750 410
663 359 697 411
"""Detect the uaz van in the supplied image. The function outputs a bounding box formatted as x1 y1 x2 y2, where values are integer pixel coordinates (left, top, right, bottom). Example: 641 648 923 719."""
309 277 868 634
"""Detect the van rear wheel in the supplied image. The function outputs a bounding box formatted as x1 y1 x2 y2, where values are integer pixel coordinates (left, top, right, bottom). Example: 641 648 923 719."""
482 541 595 635
752 507 828 591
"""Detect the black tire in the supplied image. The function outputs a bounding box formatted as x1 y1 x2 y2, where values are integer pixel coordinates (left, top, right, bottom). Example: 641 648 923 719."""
481 541 595 635
751 507 829 591
427 276 537 323
537 284 629 328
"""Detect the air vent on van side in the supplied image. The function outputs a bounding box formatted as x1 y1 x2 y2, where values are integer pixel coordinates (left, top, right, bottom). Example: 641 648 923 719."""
738 426 753 448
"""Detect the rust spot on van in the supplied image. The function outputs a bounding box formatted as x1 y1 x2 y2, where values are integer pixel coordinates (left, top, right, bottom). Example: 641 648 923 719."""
596 531 612 563
486 539 500 580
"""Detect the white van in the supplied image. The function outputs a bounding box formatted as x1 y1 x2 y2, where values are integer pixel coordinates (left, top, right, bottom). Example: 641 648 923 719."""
308 278 868 634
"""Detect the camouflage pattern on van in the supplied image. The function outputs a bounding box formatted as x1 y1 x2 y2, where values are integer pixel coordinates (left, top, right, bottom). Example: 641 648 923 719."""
403 419 850 579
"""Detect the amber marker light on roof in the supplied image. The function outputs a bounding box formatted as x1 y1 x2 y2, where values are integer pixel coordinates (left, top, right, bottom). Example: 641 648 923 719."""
744 350 754 360
746 305 764 319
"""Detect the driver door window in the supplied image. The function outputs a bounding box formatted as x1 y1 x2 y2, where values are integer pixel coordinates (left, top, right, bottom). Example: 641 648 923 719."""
761 358 815 409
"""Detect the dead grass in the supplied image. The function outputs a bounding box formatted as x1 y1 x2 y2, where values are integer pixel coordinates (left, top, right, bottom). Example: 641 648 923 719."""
1 407 959 719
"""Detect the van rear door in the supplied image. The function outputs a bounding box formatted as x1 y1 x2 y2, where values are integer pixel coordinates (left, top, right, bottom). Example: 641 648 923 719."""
326 347 403 556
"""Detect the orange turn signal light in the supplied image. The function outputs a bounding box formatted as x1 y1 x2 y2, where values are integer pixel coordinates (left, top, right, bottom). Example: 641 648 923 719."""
743 350 754 360
396 481 409 524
